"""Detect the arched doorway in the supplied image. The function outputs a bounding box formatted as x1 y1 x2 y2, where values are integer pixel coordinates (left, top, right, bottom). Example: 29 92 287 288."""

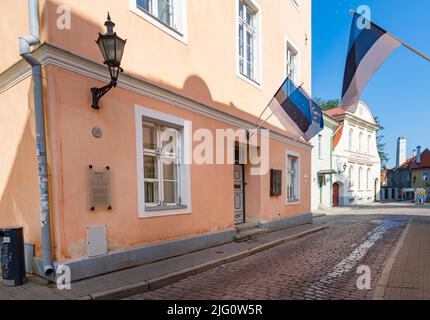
333 182 340 207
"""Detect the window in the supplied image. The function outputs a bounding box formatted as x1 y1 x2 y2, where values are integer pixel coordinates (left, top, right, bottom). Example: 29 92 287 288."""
286 42 299 84
132 0 187 42
238 0 260 83
318 134 323 160
287 153 300 203
367 135 371 154
348 166 354 190
135 106 191 218
359 132 363 153
423 172 430 187
137 0 175 28
348 129 354 151
367 168 371 190
358 167 363 190
143 123 181 207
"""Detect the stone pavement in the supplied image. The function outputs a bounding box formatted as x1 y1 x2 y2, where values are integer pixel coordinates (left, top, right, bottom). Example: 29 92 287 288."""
378 219 430 299
129 214 410 300
0 222 325 300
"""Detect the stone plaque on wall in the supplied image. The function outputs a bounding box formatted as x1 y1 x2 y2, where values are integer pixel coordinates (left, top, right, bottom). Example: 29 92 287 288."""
87 166 112 211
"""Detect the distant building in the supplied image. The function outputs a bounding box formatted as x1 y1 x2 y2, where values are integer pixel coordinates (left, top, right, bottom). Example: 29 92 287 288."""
384 142 430 201
325 101 381 206
411 147 430 189
311 113 339 211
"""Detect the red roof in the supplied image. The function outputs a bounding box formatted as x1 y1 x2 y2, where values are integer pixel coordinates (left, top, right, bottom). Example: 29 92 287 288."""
411 149 430 170
324 108 346 117
399 156 416 169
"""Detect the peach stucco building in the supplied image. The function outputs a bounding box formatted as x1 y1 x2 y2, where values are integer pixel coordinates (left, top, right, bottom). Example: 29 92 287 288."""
0 0 313 280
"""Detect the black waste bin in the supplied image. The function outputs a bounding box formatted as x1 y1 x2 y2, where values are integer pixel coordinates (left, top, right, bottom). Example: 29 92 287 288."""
0 227 26 286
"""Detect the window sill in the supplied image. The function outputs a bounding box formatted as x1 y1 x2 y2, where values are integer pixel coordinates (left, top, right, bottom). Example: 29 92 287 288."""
139 205 191 219
129 3 188 45
145 205 188 212
286 200 301 206
237 72 262 90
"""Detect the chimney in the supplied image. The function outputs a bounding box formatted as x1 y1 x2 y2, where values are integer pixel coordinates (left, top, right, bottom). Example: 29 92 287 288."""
416 146 422 164
396 136 407 168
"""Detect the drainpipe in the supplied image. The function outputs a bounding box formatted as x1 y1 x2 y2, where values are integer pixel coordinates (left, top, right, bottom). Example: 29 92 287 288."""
19 0 54 277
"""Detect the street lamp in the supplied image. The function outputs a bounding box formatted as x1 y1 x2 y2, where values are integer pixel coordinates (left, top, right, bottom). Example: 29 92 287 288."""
91 13 127 110
338 163 348 174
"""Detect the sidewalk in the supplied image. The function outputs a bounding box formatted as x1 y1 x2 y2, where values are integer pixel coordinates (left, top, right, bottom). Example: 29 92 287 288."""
0 223 327 300
374 219 430 300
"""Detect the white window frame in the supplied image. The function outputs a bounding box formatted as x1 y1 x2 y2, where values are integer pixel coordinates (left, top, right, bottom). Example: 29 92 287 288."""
285 36 301 85
348 128 354 151
236 0 262 89
348 165 354 190
135 105 192 218
130 0 188 44
286 150 301 205
359 132 363 153
318 134 323 160
358 167 363 190
367 168 371 190
367 135 371 154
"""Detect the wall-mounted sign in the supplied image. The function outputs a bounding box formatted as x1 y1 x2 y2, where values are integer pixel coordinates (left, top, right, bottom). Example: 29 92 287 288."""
87 166 112 211
270 169 282 197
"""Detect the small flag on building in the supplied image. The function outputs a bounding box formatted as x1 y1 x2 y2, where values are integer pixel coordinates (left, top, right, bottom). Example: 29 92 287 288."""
269 78 323 141
341 12 401 111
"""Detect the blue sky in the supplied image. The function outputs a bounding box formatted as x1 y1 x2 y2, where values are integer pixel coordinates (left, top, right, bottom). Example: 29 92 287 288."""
312 0 430 167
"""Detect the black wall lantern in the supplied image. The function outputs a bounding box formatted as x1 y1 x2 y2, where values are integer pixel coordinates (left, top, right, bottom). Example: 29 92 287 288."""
91 13 127 110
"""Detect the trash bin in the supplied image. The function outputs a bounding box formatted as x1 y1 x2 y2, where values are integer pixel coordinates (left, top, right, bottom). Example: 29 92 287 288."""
0 227 26 286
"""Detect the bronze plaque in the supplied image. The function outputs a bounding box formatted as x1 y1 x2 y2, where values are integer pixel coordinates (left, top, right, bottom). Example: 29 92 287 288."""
87 166 112 211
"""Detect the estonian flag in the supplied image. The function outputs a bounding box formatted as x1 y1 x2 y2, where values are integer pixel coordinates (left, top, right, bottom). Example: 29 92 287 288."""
341 12 401 111
269 78 323 141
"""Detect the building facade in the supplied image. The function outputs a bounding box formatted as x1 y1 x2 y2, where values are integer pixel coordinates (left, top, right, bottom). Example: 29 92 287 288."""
0 0 313 280
326 102 381 206
311 113 339 211
383 140 429 201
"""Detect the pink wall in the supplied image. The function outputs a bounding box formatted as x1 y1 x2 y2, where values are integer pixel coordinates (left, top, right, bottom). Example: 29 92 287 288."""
44 65 310 261
40 0 312 128
0 0 312 262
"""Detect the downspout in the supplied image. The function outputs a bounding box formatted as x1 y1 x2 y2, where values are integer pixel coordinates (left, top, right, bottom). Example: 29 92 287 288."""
19 0 54 277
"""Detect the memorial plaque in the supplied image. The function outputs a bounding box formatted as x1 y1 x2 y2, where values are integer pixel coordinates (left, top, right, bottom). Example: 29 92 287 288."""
270 169 282 197
87 166 112 211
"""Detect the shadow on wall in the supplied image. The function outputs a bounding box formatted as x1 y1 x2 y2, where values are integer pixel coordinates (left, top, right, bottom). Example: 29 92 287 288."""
43 0 289 137
0 87 41 254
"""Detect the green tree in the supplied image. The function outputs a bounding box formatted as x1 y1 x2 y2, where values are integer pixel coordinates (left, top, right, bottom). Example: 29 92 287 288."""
374 116 389 168
313 97 340 111
314 97 389 168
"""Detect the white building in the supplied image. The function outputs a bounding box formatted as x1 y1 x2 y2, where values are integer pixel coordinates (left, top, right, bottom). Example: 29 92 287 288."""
326 101 381 206
311 114 339 211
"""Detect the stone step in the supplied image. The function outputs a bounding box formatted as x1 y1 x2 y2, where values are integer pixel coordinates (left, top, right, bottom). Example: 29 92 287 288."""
235 222 260 233
234 228 270 242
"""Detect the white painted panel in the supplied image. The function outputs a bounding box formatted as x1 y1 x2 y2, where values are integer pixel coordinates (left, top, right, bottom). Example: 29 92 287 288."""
87 225 108 258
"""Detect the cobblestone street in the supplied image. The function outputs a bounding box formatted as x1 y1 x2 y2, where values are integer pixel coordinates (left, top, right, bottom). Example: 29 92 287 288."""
129 208 429 300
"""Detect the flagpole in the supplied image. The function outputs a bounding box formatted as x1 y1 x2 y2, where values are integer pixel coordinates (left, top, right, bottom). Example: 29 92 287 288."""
248 81 304 140
349 9 430 63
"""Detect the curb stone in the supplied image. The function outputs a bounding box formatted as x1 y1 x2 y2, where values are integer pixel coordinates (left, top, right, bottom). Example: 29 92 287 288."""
373 220 411 300
78 224 329 300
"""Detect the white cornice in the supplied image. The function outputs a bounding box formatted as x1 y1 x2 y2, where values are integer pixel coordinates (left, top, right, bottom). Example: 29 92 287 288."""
0 42 311 151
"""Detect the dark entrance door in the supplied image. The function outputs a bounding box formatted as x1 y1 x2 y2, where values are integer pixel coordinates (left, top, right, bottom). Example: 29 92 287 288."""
333 183 340 207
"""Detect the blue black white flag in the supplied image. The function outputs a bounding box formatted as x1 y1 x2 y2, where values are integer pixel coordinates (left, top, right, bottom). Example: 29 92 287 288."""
269 78 323 141
341 12 401 111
